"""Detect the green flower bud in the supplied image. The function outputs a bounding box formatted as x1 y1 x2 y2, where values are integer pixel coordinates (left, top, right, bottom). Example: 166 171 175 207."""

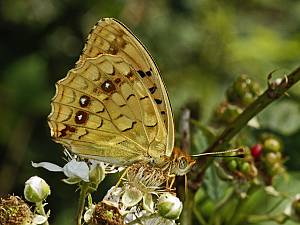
157 193 183 220
89 164 105 186
24 176 50 203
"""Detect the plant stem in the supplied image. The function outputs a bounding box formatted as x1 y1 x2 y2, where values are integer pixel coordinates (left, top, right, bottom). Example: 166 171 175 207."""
36 201 49 225
193 67 300 186
180 192 198 225
77 183 89 225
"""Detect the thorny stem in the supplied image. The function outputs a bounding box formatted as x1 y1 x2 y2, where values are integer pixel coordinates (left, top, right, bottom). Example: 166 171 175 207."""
36 201 49 225
193 67 300 188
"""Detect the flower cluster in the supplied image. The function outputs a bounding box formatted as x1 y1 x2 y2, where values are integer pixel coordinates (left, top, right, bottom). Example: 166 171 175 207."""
84 163 183 225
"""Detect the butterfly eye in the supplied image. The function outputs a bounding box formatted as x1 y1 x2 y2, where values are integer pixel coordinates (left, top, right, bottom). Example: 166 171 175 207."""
178 157 188 170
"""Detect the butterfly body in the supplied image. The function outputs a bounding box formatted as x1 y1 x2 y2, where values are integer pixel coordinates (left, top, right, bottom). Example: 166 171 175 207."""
48 18 195 176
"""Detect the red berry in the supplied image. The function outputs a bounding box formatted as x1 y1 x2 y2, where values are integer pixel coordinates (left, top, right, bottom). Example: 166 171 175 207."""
251 144 262 159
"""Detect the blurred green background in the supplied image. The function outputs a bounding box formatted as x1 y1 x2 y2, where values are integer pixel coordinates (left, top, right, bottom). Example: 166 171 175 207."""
1 0 300 224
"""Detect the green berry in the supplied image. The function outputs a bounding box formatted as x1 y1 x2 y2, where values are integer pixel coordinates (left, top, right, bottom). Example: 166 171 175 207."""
222 105 242 123
241 92 254 106
264 138 281 152
265 152 278 165
227 160 238 172
271 162 285 175
240 162 251 174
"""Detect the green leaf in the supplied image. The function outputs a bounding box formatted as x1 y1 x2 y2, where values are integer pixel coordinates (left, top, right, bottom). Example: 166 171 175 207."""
203 166 228 202
190 122 216 154
259 100 300 135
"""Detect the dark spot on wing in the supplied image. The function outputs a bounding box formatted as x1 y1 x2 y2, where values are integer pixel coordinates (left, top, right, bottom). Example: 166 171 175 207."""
79 95 91 107
101 80 116 93
140 96 149 100
114 78 121 84
125 71 134 81
75 111 89 124
78 129 89 139
59 125 76 138
149 86 157 94
137 70 146 78
155 99 162 104
146 71 152 76
126 93 135 101
97 119 103 128
122 121 137 132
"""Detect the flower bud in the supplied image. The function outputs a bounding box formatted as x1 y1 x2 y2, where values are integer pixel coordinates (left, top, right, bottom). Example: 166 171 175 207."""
24 176 50 203
157 193 182 220
89 163 105 186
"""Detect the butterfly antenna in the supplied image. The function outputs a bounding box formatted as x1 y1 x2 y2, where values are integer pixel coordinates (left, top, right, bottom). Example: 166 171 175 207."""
191 148 245 158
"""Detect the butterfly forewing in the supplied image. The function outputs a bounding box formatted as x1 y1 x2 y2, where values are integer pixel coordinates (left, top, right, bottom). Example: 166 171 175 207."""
76 18 174 156
49 53 169 165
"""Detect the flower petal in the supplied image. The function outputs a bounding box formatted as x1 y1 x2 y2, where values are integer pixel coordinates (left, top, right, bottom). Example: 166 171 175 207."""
32 162 63 172
63 159 89 182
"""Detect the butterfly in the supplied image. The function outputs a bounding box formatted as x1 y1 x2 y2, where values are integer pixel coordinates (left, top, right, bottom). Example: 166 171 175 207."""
48 18 196 177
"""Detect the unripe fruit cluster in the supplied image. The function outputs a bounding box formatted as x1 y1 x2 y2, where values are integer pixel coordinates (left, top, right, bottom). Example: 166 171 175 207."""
214 102 242 124
226 159 251 175
213 75 261 126
226 75 261 107
251 135 285 181
223 150 257 179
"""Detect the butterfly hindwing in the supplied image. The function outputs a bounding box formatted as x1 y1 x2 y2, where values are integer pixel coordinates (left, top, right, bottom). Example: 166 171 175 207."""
49 54 168 165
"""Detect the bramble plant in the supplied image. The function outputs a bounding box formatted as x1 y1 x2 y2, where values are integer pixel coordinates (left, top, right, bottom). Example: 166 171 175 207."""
1 68 299 225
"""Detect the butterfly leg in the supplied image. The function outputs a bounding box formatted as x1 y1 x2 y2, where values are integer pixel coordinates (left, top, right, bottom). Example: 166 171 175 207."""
115 166 130 188
166 174 176 191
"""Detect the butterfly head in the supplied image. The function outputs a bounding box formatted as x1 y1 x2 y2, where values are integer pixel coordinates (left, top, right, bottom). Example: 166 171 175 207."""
171 147 196 176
